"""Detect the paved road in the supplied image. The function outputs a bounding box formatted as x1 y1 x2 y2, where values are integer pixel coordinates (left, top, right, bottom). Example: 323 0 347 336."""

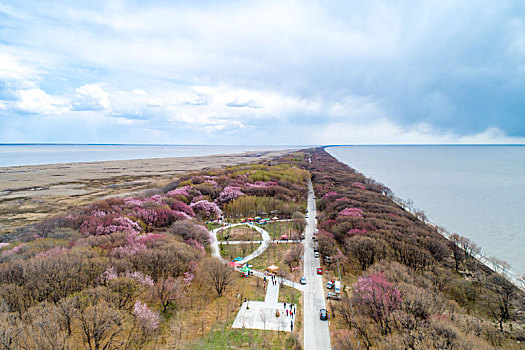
303 179 331 350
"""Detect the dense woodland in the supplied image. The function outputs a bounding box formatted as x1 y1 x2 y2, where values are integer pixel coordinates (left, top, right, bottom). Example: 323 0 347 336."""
306 148 525 349
0 157 309 349
0 148 523 349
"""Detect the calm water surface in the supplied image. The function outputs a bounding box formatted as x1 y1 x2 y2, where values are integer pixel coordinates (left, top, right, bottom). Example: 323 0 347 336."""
0 144 299 167
327 145 525 275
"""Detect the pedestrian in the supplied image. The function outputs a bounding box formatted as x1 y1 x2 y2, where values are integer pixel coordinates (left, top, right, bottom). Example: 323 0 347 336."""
286 310 289 316
264 276 266 283
284 302 286 308
291 321 294 332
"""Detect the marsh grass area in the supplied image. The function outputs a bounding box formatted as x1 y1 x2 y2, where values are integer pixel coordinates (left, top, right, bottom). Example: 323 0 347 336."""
217 226 262 241
258 221 303 241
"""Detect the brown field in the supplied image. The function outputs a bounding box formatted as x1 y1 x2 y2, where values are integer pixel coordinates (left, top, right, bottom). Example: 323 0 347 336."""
0 150 292 234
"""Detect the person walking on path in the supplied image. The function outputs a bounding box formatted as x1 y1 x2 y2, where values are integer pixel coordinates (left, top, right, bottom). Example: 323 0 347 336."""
291 320 294 332
284 302 286 308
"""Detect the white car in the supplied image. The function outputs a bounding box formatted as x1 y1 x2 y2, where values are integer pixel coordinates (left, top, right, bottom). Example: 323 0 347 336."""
314 252 319 258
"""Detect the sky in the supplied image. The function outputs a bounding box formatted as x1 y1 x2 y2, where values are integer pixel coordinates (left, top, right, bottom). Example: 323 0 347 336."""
0 0 524 145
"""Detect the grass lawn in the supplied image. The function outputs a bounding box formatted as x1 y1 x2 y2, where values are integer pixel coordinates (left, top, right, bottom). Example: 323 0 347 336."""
187 323 300 350
257 221 303 241
220 242 260 261
217 225 262 241
249 243 303 283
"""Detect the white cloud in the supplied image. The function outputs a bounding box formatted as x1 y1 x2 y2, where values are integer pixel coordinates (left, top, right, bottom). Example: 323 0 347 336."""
15 88 68 114
72 84 110 111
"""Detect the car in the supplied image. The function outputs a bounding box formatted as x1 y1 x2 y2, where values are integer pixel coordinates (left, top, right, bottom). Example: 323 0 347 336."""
300 233 305 240
324 256 332 263
326 280 335 289
320 308 328 320
327 292 342 300
314 252 319 258
300 276 307 285
305 214 309 218
314 246 319 252
317 268 323 275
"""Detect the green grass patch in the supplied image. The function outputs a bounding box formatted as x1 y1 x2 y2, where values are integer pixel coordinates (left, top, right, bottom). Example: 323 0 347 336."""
187 322 298 350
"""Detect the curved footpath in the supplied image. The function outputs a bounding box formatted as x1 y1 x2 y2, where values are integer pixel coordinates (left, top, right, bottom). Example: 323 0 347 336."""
209 222 304 291
209 181 331 348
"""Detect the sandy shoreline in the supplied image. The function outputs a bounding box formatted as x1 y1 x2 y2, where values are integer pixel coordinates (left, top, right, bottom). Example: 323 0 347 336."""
0 149 295 233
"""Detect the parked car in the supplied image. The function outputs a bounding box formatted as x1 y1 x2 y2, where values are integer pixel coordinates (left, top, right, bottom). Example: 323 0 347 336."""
314 252 319 258
314 246 319 252
300 233 305 240
300 276 307 285
305 214 309 218
317 268 323 275
324 256 332 263
327 292 341 300
320 308 328 320
326 280 335 289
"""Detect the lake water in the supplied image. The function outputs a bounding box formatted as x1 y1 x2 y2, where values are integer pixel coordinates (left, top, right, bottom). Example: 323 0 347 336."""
327 145 525 276
0 144 300 167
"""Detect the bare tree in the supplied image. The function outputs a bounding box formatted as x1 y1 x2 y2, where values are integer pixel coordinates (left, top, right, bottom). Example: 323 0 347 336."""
78 300 125 350
283 245 303 270
153 276 181 313
486 273 516 332
203 258 234 297
57 296 79 336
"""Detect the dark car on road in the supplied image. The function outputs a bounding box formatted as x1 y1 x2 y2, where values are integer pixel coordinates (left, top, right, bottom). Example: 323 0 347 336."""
320 308 328 320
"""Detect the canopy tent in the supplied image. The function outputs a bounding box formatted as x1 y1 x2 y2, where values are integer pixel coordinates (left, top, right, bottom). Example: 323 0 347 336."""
266 265 279 273
280 234 288 240
233 257 244 261
247 217 254 221
272 216 279 220
228 261 241 267
239 266 252 273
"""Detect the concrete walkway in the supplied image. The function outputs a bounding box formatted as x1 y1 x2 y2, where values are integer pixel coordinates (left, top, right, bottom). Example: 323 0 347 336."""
232 279 297 332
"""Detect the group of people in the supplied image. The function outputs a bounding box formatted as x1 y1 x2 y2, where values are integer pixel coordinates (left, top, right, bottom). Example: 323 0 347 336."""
283 302 296 318
264 274 279 286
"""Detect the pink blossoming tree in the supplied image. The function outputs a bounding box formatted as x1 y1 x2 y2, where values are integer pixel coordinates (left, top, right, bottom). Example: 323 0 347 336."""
352 272 402 335
190 200 222 219
133 301 160 333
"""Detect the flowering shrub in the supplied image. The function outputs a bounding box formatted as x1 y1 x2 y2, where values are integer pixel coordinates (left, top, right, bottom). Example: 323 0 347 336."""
186 238 205 254
167 185 191 198
169 201 195 217
133 301 160 333
1 243 26 257
36 246 67 258
124 197 145 207
0 243 9 249
100 266 118 282
216 185 244 204
245 181 278 188
348 228 368 236
131 207 181 227
136 233 165 245
352 182 366 190
190 200 222 219
339 208 363 217
323 191 338 199
124 271 154 286
79 215 141 236
112 241 147 258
